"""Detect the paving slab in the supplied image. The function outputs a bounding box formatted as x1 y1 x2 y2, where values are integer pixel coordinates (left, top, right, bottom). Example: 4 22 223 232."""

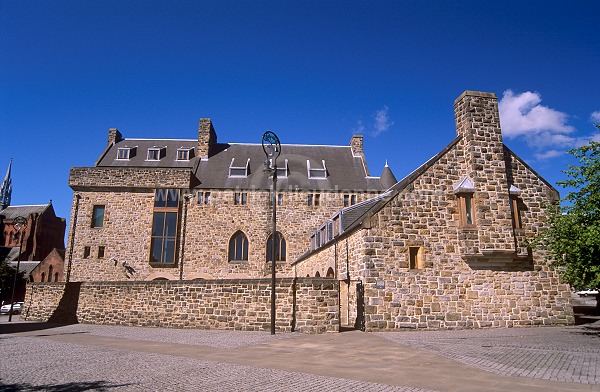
1 317 600 391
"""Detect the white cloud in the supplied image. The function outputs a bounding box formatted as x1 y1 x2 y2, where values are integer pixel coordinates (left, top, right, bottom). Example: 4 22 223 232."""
353 119 366 135
372 105 394 137
591 111 600 122
499 90 575 139
534 149 564 160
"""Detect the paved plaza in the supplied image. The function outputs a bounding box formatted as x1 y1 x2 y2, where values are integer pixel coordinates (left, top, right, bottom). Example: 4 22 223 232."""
1 305 600 391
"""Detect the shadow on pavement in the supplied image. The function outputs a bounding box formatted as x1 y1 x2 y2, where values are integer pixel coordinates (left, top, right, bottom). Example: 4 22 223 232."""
0 321 79 335
0 381 134 391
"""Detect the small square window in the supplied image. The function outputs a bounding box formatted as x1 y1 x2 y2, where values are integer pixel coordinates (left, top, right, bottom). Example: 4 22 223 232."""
92 205 105 228
177 148 193 161
343 195 349 207
83 246 91 259
147 149 160 160
98 246 105 258
147 147 166 161
117 148 130 160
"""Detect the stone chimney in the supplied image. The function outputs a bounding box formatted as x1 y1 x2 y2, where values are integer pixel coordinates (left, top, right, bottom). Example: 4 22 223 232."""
107 128 123 146
350 134 369 176
198 118 217 159
453 90 514 254
350 134 364 156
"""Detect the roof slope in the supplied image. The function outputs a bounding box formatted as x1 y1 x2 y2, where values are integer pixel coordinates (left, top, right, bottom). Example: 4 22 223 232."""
0 204 50 220
96 139 392 192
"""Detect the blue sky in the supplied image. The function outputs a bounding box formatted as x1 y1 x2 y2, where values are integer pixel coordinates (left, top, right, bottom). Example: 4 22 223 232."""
1 0 599 223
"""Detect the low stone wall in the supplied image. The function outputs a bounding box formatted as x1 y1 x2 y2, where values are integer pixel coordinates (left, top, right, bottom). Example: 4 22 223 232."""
22 278 339 334
362 268 574 331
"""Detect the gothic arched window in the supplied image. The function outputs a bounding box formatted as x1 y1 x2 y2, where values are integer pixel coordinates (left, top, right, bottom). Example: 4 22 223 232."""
229 231 249 262
266 232 286 262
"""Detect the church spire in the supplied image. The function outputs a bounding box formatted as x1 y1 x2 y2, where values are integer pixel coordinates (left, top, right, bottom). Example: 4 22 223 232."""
0 159 12 209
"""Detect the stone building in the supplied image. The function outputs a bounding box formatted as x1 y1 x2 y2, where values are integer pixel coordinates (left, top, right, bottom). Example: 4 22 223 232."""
0 202 66 263
66 120 395 282
293 91 573 330
48 90 573 332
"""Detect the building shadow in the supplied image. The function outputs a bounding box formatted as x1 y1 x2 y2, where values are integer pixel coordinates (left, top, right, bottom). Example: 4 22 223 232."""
47 282 82 324
0 381 133 391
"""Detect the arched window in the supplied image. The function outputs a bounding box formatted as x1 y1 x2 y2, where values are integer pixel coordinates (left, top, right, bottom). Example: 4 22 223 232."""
41 272 45 282
48 266 53 282
54 272 59 282
266 232 286 262
315 271 320 277
326 267 334 278
229 231 249 261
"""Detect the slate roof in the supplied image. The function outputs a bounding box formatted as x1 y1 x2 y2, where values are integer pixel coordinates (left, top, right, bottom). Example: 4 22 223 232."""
0 204 49 220
96 139 392 192
7 260 40 275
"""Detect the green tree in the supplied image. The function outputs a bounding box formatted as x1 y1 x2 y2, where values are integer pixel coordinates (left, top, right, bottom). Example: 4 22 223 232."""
539 130 600 310
0 260 20 304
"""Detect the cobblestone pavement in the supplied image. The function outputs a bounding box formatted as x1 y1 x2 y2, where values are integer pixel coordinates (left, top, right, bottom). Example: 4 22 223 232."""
1 317 600 391
0 322 432 392
376 322 600 385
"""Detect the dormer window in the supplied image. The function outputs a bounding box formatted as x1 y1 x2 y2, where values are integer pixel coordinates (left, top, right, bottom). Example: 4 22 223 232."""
229 158 250 178
307 160 327 179
147 147 166 161
275 159 289 178
116 147 136 160
176 147 194 161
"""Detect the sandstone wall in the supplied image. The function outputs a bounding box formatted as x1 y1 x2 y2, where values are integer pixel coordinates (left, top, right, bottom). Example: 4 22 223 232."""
23 278 339 333
66 180 374 281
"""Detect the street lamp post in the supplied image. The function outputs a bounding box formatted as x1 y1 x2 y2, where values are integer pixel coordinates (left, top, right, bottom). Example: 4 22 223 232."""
262 131 281 335
8 216 27 322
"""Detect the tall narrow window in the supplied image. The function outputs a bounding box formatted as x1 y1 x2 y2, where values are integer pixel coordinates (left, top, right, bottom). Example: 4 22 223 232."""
266 232 286 262
229 231 249 261
83 246 91 259
510 196 522 229
92 205 105 228
458 194 475 226
48 266 53 281
277 193 283 206
409 247 421 269
150 189 180 264
98 246 105 258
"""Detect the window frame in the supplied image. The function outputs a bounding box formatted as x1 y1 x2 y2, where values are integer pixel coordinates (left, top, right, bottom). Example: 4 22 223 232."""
229 231 249 262
457 193 476 227
266 231 286 262
91 205 105 228
150 189 180 266
408 246 422 269
510 196 522 229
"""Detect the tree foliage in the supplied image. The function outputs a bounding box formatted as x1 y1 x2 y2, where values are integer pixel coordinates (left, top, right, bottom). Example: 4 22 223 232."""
540 130 600 290
0 260 19 302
